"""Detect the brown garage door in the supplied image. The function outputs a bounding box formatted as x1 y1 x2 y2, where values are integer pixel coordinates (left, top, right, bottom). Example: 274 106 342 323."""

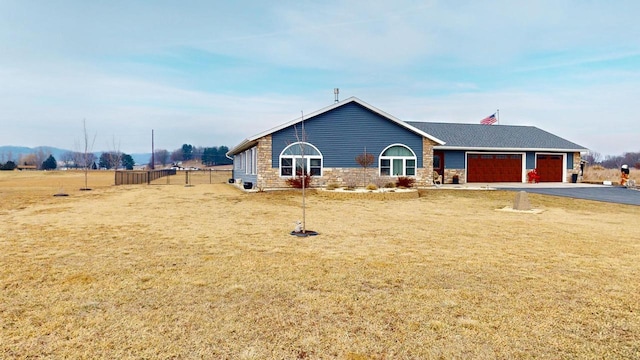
536 154 563 182
467 154 522 182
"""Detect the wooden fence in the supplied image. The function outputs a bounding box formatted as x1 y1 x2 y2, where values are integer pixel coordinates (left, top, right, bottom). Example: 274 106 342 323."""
115 169 176 185
115 169 231 185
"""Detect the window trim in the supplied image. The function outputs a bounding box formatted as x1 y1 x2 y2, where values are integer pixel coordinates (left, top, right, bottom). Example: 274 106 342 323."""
279 142 323 177
245 151 250 175
249 148 256 175
379 144 417 177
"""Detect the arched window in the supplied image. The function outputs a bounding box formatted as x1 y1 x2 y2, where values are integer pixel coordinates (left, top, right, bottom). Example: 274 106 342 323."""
379 144 416 176
280 142 323 177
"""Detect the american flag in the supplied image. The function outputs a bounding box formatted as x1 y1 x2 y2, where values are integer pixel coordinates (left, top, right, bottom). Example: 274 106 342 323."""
480 113 497 125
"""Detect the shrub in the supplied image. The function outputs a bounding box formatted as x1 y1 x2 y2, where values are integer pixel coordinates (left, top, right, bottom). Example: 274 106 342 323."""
366 183 378 191
373 176 390 189
344 178 358 189
285 173 312 188
384 182 396 189
326 183 340 190
395 176 415 188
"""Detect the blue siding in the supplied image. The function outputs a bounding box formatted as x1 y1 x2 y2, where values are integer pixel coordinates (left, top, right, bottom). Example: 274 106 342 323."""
444 151 465 169
526 153 536 169
271 102 423 168
566 152 574 169
235 172 257 186
232 147 258 187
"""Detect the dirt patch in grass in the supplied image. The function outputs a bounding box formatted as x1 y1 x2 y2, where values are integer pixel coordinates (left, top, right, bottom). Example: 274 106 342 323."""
1 171 639 358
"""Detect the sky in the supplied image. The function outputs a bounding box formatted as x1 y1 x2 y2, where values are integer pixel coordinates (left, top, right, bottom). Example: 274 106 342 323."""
1 1 639 156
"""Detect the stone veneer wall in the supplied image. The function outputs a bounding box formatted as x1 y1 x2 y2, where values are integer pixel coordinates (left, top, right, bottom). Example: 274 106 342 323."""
568 152 581 182
255 134 280 189
444 169 466 184
254 134 441 189
418 137 437 187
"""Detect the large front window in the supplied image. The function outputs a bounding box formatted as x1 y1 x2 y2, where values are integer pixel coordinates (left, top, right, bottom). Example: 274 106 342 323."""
379 145 416 176
280 142 323 177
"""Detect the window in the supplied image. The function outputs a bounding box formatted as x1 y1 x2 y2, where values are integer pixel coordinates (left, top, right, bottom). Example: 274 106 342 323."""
379 145 417 177
433 155 441 170
245 151 251 175
235 153 243 170
238 148 258 174
281 158 293 176
251 148 257 174
280 142 323 177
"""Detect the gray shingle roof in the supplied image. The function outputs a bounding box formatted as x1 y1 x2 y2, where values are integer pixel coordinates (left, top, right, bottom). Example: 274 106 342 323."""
406 122 587 151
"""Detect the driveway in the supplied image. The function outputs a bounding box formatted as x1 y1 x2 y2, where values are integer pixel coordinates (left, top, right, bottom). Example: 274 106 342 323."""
438 182 640 206
496 184 640 206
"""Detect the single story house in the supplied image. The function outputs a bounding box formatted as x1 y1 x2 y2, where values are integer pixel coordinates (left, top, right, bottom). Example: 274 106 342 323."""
227 97 587 189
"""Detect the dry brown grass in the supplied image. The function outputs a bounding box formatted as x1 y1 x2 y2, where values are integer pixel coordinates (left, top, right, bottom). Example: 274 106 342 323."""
2 171 640 359
582 166 639 184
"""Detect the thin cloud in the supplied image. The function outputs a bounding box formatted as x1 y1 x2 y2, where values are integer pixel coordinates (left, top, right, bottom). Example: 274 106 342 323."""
1 1 639 156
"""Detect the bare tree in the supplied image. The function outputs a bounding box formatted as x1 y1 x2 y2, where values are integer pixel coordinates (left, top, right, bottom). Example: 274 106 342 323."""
34 148 48 169
151 149 170 167
18 153 37 166
355 148 375 186
108 136 123 170
583 151 602 165
60 151 76 168
80 119 97 190
290 111 317 236
170 148 184 163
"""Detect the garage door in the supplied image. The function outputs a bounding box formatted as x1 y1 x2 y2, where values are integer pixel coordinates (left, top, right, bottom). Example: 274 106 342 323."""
467 154 522 182
536 154 563 182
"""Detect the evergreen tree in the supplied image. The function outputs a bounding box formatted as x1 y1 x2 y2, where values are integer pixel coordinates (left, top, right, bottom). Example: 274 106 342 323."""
181 144 193 161
202 147 219 166
216 146 231 165
1 160 17 170
99 152 112 169
42 155 58 170
121 154 135 170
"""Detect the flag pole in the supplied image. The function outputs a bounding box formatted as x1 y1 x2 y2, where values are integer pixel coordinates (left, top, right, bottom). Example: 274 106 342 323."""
496 109 500 124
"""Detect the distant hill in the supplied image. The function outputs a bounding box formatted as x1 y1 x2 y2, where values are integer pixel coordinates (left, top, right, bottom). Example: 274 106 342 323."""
0 146 70 162
130 153 151 166
0 146 151 165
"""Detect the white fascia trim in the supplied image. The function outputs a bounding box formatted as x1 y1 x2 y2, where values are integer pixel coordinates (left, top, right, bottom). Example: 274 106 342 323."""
227 139 259 157
436 146 587 152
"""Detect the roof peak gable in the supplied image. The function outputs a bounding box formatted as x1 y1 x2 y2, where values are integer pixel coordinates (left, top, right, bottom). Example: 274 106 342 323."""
228 97 445 155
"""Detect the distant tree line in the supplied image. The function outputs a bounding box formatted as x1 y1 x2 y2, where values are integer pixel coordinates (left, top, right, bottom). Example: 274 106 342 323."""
98 152 135 170
0 149 59 171
60 151 133 170
150 144 232 167
0 144 232 171
5 147 637 171
584 151 640 169
0 150 135 171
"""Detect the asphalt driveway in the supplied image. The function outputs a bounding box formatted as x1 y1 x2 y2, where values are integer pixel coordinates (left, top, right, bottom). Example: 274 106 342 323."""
497 185 640 206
